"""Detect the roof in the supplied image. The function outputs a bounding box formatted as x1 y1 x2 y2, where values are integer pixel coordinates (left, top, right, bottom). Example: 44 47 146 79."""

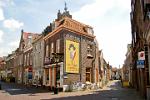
32 34 43 44
44 17 95 40
23 32 40 41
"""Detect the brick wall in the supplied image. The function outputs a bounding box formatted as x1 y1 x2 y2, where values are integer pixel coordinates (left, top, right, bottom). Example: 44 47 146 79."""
63 31 95 84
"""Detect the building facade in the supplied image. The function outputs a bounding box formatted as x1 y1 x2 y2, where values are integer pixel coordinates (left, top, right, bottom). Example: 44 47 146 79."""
32 35 44 86
130 0 150 98
43 8 99 91
122 44 132 83
22 31 39 85
5 53 15 81
0 57 6 80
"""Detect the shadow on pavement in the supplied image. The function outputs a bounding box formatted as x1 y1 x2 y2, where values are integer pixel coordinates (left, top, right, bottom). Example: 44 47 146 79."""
40 81 145 100
0 81 145 100
0 81 50 95
40 89 145 100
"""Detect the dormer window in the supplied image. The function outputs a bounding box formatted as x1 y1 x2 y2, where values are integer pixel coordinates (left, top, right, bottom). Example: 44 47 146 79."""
84 27 94 35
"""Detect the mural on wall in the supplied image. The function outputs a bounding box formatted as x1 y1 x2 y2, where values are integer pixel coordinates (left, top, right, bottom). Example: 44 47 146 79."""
66 40 79 73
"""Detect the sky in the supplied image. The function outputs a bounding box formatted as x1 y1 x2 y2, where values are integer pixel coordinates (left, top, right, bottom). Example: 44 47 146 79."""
0 0 131 67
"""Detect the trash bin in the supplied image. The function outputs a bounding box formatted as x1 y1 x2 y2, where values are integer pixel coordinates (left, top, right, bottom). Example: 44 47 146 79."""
54 87 58 94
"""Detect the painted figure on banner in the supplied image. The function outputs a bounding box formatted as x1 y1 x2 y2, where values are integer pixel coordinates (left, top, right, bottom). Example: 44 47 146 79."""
69 44 76 65
66 40 79 73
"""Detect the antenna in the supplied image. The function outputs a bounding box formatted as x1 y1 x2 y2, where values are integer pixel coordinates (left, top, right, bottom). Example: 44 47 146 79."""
64 1 68 11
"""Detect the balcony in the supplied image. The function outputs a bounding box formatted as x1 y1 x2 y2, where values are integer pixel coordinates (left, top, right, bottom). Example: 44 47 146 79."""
44 54 63 65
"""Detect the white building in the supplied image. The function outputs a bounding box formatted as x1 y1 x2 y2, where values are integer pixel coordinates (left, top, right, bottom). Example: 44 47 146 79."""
32 35 44 86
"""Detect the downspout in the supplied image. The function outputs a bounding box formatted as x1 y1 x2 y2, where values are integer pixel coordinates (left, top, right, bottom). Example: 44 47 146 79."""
79 35 82 82
92 41 96 83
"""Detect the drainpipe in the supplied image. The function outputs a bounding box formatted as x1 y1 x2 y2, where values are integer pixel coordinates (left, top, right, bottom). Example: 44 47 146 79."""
79 36 82 82
92 41 96 83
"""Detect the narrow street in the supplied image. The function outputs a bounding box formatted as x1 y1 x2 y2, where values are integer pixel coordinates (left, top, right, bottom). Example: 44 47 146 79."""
0 80 145 100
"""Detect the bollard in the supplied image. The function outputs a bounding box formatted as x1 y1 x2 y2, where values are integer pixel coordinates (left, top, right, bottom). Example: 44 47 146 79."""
0 84 1 90
54 87 58 94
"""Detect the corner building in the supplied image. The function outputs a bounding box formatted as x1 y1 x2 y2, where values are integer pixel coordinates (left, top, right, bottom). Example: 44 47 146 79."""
43 9 99 90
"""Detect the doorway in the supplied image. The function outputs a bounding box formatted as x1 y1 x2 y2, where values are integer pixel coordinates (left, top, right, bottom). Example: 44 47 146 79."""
86 68 91 82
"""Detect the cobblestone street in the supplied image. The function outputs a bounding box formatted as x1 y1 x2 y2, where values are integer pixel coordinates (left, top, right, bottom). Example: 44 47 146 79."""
0 80 145 100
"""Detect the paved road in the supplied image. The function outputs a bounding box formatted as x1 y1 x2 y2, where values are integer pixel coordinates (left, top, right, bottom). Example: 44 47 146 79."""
0 80 145 100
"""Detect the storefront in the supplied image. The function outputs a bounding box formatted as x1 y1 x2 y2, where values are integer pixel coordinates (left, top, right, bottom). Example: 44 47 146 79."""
24 67 33 85
43 62 63 89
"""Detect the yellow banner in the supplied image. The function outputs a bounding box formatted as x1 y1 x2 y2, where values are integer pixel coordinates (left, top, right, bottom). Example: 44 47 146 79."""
66 40 79 73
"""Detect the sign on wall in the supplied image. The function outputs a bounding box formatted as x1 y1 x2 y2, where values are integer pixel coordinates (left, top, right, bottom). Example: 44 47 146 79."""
137 60 144 68
65 40 79 73
138 51 145 60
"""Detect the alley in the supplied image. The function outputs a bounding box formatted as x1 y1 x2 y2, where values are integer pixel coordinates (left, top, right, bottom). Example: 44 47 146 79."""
0 80 145 100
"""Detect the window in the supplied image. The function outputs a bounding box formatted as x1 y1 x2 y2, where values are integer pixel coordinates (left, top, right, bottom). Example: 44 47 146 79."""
28 36 32 46
46 45 49 57
56 39 60 53
87 44 93 58
134 32 136 43
39 42 41 49
51 42 54 53
24 54 26 66
86 68 91 82
30 52 32 65
45 69 49 85
85 27 94 35
27 53 29 66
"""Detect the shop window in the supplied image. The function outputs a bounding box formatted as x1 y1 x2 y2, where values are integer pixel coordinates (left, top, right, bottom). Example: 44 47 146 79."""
86 68 91 82
56 66 60 81
45 69 49 85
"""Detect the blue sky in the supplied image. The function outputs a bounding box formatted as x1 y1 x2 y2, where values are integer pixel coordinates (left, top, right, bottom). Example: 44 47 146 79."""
0 0 131 67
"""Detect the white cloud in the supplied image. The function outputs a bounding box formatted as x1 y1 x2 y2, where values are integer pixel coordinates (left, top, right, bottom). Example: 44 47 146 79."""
8 40 19 49
3 18 24 30
0 8 4 21
0 47 12 57
73 0 131 67
0 39 18 57
0 30 4 43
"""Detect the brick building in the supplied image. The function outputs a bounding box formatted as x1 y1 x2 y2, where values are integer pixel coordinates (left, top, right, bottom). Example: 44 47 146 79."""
130 0 150 98
15 30 39 84
43 7 100 90
22 31 39 85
